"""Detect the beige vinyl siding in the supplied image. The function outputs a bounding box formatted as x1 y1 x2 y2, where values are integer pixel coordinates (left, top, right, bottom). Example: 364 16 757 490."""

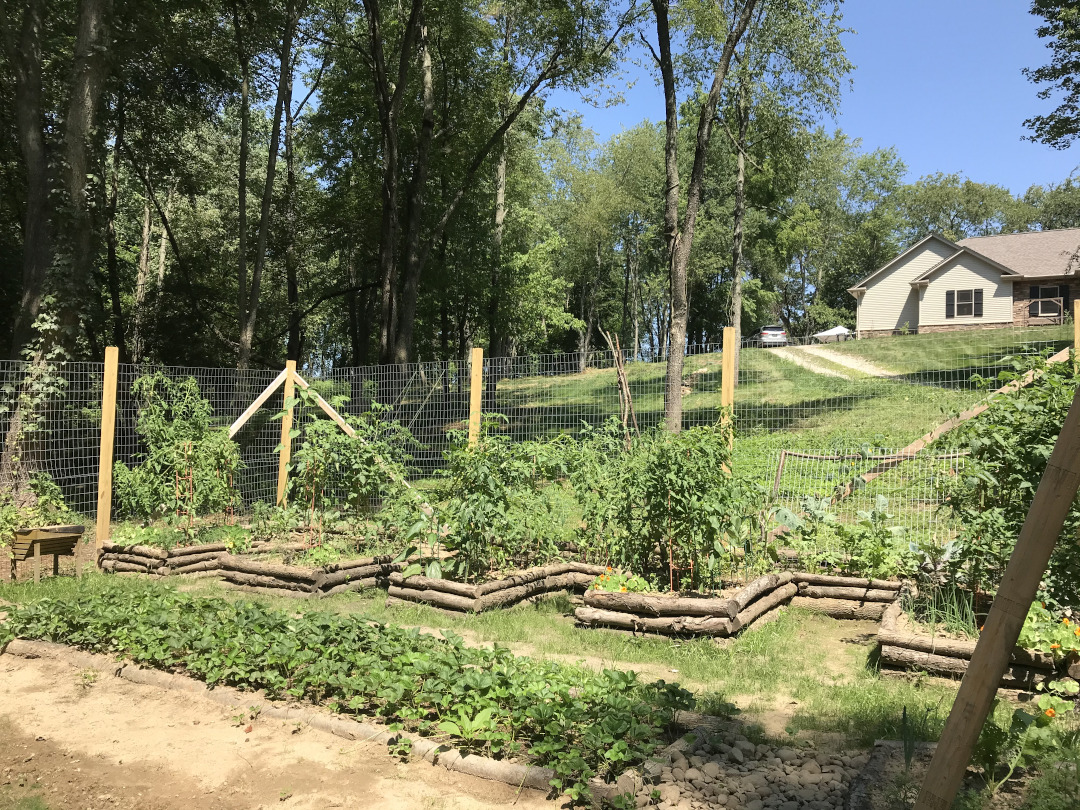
857 242 954 332
919 254 1012 326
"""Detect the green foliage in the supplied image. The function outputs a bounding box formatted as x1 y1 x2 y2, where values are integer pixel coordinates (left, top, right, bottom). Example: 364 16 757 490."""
590 569 654 593
944 355 1080 607
112 373 240 520
571 418 767 591
775 494 908 580
433 416 569 581
1018 602 1080 657
0 475 80 554
111 521 250 552
974 693 1072 797
0 583 694 802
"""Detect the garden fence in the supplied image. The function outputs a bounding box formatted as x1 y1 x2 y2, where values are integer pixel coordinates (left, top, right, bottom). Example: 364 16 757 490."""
0 322 1072 520
766 447 967 539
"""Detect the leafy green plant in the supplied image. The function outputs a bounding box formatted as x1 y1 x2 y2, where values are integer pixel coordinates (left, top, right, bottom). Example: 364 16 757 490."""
944 355 1080 608
974 695 1069 797
0 474 80 560
590 569 654 593
0 582 693 803
1018 602 1080 658
112 373 240 521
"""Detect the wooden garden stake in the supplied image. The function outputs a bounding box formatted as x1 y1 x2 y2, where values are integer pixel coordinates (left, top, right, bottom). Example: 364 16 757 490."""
276 360 296 505
1074 299 1079 375
468 347 484 446
721 327 736 450
914 386 1080 810
95 346 119 549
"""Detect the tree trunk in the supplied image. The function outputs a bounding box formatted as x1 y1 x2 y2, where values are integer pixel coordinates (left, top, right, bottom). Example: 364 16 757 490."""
284 49 301 362
365 0 423 364
392 13 436 364
730 72 750 385
653 0 759 431
4 0 51 360
132 198 152 361
63 0 112 338
238 0 297 369
105 92 128 361
232 6 250 361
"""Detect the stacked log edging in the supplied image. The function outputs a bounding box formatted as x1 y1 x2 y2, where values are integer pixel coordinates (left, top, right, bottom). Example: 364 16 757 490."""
573 572 901 638
385 562 608 613
97 544 403 598
789 573 900 622
876 602 1061 689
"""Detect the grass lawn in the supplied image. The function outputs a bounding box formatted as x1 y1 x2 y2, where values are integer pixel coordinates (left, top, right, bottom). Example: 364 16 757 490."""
826 324 1072 378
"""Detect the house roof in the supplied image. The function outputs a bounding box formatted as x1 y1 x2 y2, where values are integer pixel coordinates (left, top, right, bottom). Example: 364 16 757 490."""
846 233 959 293
955 228 1080 279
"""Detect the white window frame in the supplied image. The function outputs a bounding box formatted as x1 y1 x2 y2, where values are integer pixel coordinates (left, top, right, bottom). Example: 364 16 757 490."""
956 289 974 317
1035 285 1062 317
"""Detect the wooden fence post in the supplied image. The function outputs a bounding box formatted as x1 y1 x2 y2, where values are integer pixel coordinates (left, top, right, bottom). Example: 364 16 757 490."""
468 347 484 446
1074 299 1079 375
721 327 736 449
913 386 1080 810
276 360 296 505
95 346 119 549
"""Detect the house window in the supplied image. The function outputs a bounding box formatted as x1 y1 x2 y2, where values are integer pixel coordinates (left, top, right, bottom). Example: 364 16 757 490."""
1032 285 1063 317
945 289 983 319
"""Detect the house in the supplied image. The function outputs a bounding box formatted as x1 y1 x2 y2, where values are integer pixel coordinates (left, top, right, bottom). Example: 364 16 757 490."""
848 229 1080 337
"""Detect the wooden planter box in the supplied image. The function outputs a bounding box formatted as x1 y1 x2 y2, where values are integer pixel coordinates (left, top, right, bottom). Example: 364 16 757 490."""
9 524 86 582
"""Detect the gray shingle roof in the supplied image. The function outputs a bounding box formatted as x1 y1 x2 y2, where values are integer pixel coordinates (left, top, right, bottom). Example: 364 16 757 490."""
957 228 1080 278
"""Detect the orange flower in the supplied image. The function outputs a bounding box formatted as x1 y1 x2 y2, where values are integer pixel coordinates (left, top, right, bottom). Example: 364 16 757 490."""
606 566 613 573
1051 644 1062 649
594 584 601 590
979 625 984 632
1046 708 1057 718
620 586 628 593
1074 628 1080 637
1065 618 1071 627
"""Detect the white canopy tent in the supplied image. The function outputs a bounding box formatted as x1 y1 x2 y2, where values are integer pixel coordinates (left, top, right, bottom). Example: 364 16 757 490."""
812 325 853 343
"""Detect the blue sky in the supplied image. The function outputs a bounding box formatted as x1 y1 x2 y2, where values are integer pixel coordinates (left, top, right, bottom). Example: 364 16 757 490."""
549 1 1080 195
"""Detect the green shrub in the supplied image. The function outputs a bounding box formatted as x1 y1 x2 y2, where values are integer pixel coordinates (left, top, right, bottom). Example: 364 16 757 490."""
112 373 240 520
944 355 1080 607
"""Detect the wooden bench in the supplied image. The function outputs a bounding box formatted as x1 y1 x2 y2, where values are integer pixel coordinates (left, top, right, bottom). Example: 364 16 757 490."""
10 525 86 583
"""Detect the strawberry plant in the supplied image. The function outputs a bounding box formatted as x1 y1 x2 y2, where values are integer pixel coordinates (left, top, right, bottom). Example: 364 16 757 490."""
0 581 693 802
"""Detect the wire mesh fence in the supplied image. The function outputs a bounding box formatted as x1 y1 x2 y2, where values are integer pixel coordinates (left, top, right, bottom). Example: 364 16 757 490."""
0 323 1070 520
765 448 967 539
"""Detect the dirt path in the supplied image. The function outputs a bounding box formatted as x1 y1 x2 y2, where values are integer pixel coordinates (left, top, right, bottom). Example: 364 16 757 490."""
779 345 897 379
0 654 550 810
766 346 852 378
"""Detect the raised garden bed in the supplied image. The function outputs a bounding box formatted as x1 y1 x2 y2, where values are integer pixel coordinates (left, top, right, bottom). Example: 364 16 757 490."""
573 572 900 638
385 562 608 612
97 542 405 598
876 602 1063 689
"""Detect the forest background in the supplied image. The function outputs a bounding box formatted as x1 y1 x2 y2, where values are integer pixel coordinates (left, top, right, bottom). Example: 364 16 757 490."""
4 0 1080 396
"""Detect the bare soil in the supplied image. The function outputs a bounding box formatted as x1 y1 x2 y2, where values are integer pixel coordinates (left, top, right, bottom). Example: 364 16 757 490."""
0 654 551 810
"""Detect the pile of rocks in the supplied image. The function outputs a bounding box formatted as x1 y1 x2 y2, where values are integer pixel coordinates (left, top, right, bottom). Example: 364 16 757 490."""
642 731 869 810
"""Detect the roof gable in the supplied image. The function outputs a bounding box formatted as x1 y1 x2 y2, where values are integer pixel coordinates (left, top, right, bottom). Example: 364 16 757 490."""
910 244 1020 285
847 234 960 294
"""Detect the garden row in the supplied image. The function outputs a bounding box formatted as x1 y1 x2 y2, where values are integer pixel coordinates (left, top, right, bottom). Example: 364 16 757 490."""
95 545 1080 691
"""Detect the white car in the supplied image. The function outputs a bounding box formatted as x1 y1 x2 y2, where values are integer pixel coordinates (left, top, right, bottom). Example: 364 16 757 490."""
757 325 788 347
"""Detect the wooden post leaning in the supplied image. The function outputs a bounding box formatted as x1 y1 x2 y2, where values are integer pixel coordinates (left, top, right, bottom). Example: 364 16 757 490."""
721 327 736 450
276 359 297 505
913 386 1080 810
468 347 484 447
95 346 120 550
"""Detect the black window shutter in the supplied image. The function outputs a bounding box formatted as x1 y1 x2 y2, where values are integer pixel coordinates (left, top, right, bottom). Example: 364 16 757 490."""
1029 285 1039 318
945 290 955 319
1063 285 1071 309
974 289 983 317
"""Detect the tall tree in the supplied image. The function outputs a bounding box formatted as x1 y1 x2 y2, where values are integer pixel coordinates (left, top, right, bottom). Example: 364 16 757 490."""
648 0 758 430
